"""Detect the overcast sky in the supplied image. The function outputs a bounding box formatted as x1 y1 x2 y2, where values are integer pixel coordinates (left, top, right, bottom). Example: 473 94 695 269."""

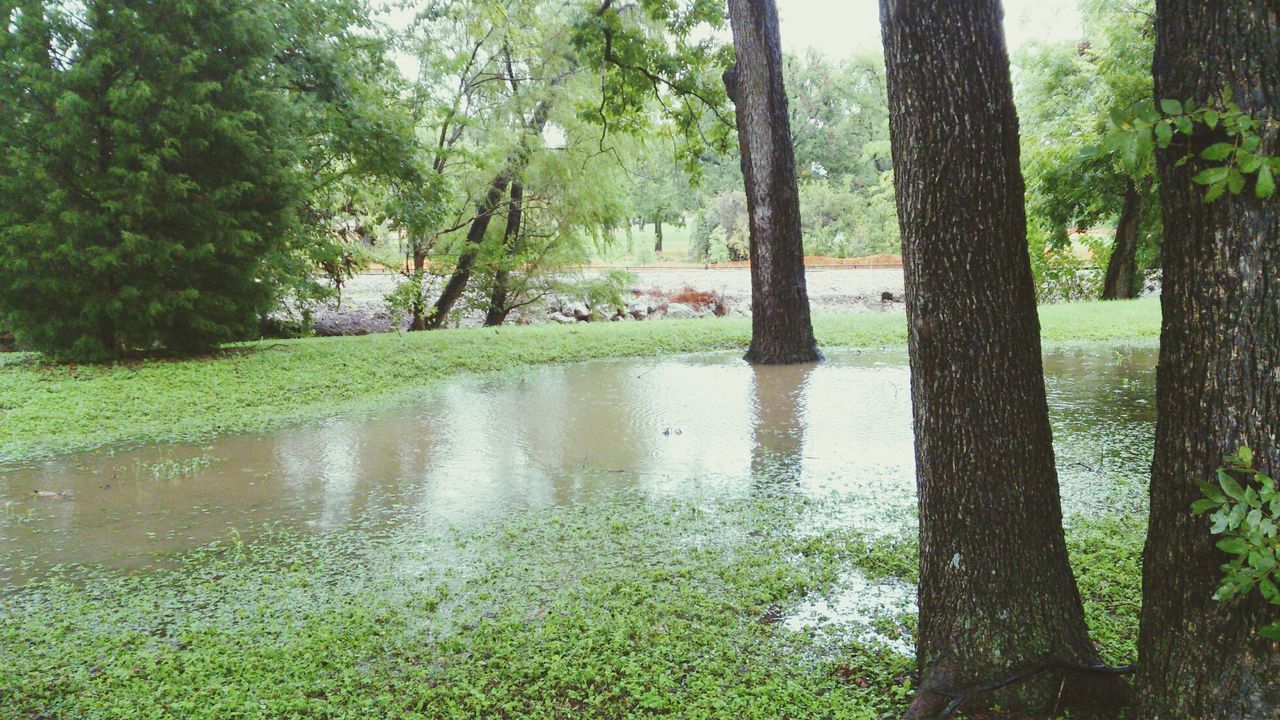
380 1 1085 78
776 0 1082 58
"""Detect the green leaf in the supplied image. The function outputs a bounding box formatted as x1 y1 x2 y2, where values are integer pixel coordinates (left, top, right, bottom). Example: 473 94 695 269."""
1228 168 1246 194
1204 109 1220 129
1193 166 1230 185
1175 116 1194 135
1204 181 1227 203
1221 472 1246 500
1257 162 1275 199
1160 98 1183 115
1217 537 1250 555
1155 121 1173 147
1201 143 1234 161
1265 579 1280 603
1239 447 1254 466
1260 622 1280 641
1192 498 1220 514
1237 151 1262 173
1199 479 1227 503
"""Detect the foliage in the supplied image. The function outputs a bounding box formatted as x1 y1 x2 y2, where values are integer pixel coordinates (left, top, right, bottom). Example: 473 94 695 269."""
573 269 637 312
1103 90 1280 203
785 50 891 186
797 173 899 258
570 0 734 174
0 299 1161 464
0 0 301 360
1193 447 1280 640
1015 0 1161 294
688 209 713 262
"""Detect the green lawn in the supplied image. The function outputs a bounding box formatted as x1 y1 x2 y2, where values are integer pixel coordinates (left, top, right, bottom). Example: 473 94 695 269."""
0 298 1159 464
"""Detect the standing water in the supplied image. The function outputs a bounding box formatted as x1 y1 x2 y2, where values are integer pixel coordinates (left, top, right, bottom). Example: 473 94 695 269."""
0 344 1156 585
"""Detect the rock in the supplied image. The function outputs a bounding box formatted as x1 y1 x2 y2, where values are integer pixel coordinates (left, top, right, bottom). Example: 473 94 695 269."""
880 291 897 303
626 302 648 320
665 302 697 319
550 312 577 324
566 301 590 320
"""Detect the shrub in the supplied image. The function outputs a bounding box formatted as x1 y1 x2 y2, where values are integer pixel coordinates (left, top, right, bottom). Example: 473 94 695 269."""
0 1 300 360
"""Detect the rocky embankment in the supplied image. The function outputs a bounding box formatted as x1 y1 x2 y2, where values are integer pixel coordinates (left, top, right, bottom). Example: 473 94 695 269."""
308 267 907 336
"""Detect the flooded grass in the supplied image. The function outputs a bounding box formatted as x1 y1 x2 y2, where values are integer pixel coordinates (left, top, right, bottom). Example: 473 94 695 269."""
0 299 1158 464
0 492 1143 719
0 299 1159 717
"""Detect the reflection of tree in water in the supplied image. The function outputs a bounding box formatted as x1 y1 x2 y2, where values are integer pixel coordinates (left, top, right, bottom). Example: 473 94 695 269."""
749 362 816 492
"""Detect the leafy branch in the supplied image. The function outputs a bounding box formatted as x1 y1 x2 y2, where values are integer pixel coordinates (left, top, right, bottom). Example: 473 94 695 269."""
1193 446 1280 640
1101 88 1278 202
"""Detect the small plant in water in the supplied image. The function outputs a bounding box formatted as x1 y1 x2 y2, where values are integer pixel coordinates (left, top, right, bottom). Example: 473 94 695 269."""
1193 446 1280 639
133 452 218 482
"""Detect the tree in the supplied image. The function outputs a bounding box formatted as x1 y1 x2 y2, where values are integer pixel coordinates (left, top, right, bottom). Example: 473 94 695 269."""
1135 2 1280 715
0 0 300 360
1015 0 1160 302
723 0 821 365
879 2 1126 715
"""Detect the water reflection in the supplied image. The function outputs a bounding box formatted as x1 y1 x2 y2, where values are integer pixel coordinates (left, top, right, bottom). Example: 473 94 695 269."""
750 362 816 491
0 344 1157 584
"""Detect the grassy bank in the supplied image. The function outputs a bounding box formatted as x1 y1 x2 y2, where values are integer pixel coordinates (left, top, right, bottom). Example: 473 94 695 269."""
0 298 1159 463
0 492 1143 720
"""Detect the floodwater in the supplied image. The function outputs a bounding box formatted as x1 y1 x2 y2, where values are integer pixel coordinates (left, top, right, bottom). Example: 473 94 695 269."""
0 344 1157 586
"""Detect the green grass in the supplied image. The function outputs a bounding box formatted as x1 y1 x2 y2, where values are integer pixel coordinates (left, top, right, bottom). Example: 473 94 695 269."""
0 298 1159 464
0 492 1144 720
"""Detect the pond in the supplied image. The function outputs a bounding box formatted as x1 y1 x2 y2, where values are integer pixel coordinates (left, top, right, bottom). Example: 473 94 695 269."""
0 343 1157 586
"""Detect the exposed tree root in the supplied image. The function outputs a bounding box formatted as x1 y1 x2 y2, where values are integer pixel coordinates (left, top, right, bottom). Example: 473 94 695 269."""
927 659 1134 719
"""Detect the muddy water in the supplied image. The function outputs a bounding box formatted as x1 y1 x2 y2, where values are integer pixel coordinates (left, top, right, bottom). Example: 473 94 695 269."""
0 344 1156 585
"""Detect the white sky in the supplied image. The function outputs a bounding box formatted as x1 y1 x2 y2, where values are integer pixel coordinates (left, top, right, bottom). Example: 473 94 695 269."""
775 0 1082 58
380 1 1083 78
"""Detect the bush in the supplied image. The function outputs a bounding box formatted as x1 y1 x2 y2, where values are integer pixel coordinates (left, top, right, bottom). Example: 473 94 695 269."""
0 1 300 360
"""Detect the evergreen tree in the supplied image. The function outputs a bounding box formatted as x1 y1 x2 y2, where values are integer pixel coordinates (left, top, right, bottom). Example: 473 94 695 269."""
0 0 300 360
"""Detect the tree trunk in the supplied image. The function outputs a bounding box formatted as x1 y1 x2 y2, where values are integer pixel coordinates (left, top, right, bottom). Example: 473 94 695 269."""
484 181 524 327
724 0 821 365
653 215 663 253
1135 3 1280 717
421 172 510 330
423 100 551 330
1102 178 1147 300
880 2 1126 716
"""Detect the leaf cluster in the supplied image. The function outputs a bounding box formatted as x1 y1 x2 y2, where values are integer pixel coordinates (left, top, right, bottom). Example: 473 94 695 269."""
1102 89 1278 202
1193 446 1280 640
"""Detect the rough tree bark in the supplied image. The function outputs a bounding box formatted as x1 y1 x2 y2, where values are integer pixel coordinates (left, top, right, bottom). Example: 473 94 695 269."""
653 215 663 253
1135 2 1280 717
1102 178 1149 300
423 100 551 330
879 2 1127 716
484 181 524 327
724 0 821 365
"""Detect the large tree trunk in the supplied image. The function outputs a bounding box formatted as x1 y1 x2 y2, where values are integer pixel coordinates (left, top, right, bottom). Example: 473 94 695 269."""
880 2 1126 716
724 0 821 365
653 215 663 253
423 101 551 330
1102 178 1147 300
1135 3 1280 717
484 181 524 328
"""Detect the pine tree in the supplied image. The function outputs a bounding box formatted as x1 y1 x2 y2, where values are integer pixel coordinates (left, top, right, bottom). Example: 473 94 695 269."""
0 0 300 360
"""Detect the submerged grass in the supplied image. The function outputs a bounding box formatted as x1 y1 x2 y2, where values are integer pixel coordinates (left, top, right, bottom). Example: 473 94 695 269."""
0 299 1158 464
0 493 1143 720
